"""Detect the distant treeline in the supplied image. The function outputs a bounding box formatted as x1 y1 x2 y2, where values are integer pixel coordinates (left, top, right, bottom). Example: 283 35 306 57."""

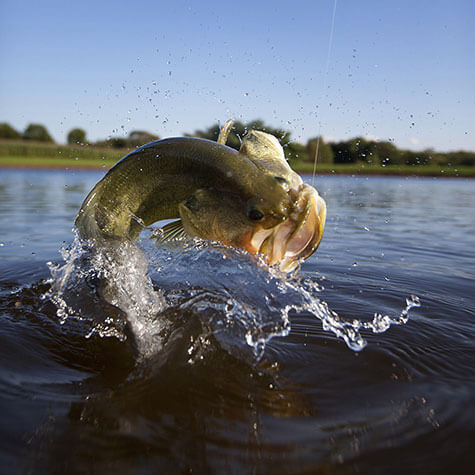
0 122 158 150
1 120 474 167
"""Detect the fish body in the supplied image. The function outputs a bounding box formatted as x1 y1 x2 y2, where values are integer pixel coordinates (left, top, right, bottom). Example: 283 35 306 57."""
76 123 326 271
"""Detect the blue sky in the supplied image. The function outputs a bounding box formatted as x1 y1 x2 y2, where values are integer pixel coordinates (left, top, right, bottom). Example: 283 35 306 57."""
1 0 474 151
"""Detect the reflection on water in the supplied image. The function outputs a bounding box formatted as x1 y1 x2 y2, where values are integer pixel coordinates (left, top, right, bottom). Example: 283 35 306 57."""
0 169 474 473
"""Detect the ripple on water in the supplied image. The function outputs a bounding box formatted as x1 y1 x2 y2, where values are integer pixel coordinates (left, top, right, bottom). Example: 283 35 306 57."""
2 171 475 472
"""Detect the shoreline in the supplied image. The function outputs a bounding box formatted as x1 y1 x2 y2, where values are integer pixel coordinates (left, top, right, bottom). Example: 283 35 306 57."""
0 162 111 171
0 161 473 178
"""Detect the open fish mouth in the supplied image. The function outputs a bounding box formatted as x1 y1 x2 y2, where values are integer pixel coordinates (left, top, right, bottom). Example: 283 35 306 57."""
249 184 326 272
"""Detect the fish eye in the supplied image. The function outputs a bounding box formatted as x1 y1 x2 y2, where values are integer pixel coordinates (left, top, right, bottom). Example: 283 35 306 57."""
248 207 264 221
184 194 199 211
274 176 288 184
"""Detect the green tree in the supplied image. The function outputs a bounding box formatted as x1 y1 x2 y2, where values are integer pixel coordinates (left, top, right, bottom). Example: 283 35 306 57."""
191 123 221 141
332 138 403 165
331 140 356 163
108 137 128 148
94 136 129 148
128 130 159 147
348 137 372 162
445 150 475 166
67 128 87 145
306 137 334 164
23 123 54 142
285 141 307 163
401 150 432 166
0 123 21 140
368 141 401 165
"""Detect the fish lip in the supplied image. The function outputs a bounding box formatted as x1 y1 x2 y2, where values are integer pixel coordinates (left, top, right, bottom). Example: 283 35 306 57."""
251 184 326 272
287 185 326 257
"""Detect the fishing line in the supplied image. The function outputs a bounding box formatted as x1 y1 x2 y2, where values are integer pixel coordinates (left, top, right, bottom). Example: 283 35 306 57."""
312 0 338 186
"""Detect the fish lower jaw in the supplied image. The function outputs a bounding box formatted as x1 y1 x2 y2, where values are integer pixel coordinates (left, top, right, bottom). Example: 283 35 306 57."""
250 185 326 272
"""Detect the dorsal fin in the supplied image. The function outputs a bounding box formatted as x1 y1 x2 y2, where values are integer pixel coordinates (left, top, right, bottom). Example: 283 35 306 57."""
239 130 285 162
239 129 300 185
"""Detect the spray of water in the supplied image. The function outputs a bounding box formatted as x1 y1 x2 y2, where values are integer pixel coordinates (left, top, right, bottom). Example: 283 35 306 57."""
44 229 420 363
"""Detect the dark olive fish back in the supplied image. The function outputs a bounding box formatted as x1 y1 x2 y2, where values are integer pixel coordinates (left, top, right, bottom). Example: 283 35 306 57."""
75 137 290 241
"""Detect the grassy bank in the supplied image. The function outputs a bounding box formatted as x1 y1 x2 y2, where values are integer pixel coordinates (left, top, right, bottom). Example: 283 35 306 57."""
0 140 126 170
1 140 474 177
0 156 118 169
0 140 125 160
292 161 475 177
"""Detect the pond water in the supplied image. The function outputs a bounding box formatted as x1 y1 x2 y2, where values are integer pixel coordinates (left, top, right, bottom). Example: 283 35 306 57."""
0 168 474 473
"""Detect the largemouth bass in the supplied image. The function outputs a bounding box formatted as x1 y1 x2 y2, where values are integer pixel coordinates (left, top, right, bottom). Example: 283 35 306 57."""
75 121 326 271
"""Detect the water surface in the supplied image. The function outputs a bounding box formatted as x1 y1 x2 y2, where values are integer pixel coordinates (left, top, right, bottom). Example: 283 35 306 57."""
0 168 474 473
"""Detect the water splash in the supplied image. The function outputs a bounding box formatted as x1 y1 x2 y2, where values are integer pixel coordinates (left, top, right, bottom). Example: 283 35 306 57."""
45 230 167 357
45 229 420 362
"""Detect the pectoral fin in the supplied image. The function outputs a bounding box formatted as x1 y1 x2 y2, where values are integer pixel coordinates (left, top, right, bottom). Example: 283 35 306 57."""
152 219 188 244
